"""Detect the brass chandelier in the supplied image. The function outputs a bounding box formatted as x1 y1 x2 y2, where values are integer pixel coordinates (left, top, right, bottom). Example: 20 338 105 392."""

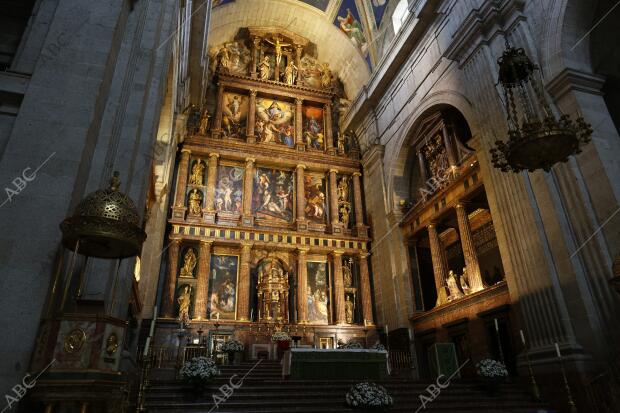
490 43 593 173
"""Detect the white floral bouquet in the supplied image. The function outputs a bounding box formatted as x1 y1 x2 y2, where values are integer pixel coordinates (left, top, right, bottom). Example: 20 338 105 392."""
221 339 244 352
346 382 394 408
371 343 386 351
180 356 220 383
271 331 291 342
341 341 363 349
476 358 509 379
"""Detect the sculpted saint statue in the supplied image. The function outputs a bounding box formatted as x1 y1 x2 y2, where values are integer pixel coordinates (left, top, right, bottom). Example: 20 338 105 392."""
343 260 353 287
345 295 354 324
180 248 197 278
337 177 350 203
178 285 192 321
219 43 230 71
284 60 298 85
188 189 202 215
198 107 210 135
339 204 350 228
189 160 205 185
447 270 464 301
258 56 271 80
460 267 470 295
337 132 346 153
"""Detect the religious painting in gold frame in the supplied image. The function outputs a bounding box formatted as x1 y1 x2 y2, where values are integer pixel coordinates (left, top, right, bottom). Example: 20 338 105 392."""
306 260 329 325
302 106 325 151
215 162 244 214
221 92 248 139
303 173 327 224
252 166 295 224
254 97 295 147
207 254 240 320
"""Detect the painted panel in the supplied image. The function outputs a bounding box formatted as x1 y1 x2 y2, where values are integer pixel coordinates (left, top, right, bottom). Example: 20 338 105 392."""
252 167 295 223
307 261 329 324
334 0 368 54
215 164 244 213
304 173 327 224
208 254 239 320
222 92 248 139
302 106 325 150
255 97 295 147
372 0 390 27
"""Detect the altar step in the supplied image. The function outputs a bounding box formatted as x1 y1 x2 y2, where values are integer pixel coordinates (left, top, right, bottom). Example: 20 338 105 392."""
144 361 550 412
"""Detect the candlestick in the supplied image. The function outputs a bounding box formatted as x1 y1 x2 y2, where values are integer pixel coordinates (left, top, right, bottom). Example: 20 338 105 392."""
250 309 253 321
494 318 499 332
519 329 525 346
555 342 561 358
384 325 388 334
143 337 151 357
408 328 413 341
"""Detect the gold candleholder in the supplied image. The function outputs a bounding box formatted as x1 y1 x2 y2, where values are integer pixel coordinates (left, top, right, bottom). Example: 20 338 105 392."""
558 352 578 413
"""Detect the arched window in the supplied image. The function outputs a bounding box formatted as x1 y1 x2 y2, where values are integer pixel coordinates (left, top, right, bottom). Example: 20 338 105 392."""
392 0 409 33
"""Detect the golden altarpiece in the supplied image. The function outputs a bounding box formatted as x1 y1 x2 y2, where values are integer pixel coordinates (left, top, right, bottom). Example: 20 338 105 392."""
153 27 375 358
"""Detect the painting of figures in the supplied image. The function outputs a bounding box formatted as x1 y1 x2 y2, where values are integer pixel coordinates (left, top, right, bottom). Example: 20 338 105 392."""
222 92 248 139
208 254 239 320
371 0 389 27
334 0 368 54
215 165 244 214
307 261 329 324
304 174 327 224
252 167 294 223
255 98 295 147
303 107 325 150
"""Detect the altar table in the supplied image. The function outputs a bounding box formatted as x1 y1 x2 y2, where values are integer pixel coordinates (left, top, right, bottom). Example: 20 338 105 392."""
282 348 389 379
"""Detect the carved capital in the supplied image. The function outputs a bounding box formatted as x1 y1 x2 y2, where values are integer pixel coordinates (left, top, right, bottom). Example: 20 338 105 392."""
245 157 256 165
352 171 362 177
249 89 257 97
329 168 339 174
296 164 307 170
181 148 191 154
295 98 303 105
209 153 220 160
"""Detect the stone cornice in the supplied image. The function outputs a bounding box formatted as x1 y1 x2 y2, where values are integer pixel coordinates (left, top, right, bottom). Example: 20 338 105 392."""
545 68 606 101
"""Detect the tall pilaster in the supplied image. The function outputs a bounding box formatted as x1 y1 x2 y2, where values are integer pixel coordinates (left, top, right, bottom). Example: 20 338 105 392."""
359 252 374 326
241 158 255 226
295 45 303 86
332 250 346 324
328 169 341 234
251 37 260 78
296 164 307 231
324 102 334 155
194 240 212 320
428 223 449 307
212 83 225 139
295 98 304 151
297 247 309 323
162 239 181 318
237 243 252 321
455 203 484 292
172 149 191 219
203 153 219 223
247 90 257 143
352 172 367 237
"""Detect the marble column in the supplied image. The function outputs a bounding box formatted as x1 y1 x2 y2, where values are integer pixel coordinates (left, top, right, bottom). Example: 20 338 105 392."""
194 240 212 320
428 223 449 306
242 158 255 226
162 239 181 318
332 250 346 324
172 149 191 219
212 83 225 139
296 164 307 230
251 37 260 78
297 247 309 323
295 45 303 86
237 243 252 321
358 252 374 326
455 203 484 292
328 169 341 234
203 153 219 224
247 89 257 143
352 172 367 237
324 102 335 155
295 98 304 151
442 123 458 167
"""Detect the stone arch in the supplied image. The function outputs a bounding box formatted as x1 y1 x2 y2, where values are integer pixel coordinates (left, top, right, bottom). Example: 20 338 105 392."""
251 250 293 273
384 90 480 214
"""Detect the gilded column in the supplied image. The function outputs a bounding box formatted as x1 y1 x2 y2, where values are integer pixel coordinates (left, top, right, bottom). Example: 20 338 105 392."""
442 123 458 167
162 239 181 318
296 164 307 231
324 102 335 155
242 158 255 226
203 153 219 224
247 89 257 143
295 45 303 85
172 149 191 219
359 252 374 326
194 240 212 320
328 169 341 234
251 37 260 78
237 243 252 321
428 223 449 306
295 98 304 151
455 203 484 292
332 250 346 324
213 83 225 139
297 247 309 323
352 172 367 237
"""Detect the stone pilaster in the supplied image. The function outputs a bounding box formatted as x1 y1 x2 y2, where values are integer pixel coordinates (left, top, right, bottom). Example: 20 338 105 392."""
359 252 374 326
172 149 191 219
352 172 367 237
428 223 449 307
455 203 484 292
295 98 304 151
247 90 257 143
203 153 219 224
296 164 307 230
297 247 309 323
194 240 212 320
241 157 255 226
295 45 303 86
324 102 335 155
251 37 260 78
161 239 181 318
212 83 224 139
237 243 252 321
328 169 341 234
332 250 346 324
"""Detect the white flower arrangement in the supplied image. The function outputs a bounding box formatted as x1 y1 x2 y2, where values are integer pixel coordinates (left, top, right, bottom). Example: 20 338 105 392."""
180 356 220 382
341 341 364 349
221 339 244 352
371 343 386 351
271 331 291 342
346 382 394 408
476 358 509 379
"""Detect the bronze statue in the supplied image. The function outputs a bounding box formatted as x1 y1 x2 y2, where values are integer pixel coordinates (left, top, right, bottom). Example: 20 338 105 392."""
198 107 210 135
447 270 463 301
339 204 350 227
284 60 298 85
460 267 471 295
337 177 350 203
343 259 353 287
189 160 205 185
219 43 230 71
258 56 271 80
345 295 354 324
265 35 290 66
188 189 202 215
337 132 346 153
177 285 192 321
180 248 197 278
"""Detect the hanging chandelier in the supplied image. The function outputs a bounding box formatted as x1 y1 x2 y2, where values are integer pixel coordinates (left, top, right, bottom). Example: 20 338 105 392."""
490 43 593 173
